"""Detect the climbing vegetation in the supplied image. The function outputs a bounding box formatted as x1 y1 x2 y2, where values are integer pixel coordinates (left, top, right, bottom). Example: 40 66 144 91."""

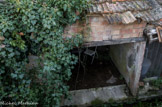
0 0 90 106
150 77 162 88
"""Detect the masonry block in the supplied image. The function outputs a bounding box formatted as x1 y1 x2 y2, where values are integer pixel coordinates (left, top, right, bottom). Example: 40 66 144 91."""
122 33 139 39
133 28 144 34
120 29 133 35
122 24 134 30
133 21 146 29
63 16 147 43
110 41 146 96
112 35 122 39
111 30 120 35
92 36 103 41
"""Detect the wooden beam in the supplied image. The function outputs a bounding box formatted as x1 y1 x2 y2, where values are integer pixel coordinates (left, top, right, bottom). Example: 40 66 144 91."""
84 37 146 47
156 26 162 42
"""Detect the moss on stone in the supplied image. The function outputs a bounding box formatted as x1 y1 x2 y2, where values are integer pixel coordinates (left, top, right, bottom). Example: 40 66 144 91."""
108 98 115 103
91 98 104 106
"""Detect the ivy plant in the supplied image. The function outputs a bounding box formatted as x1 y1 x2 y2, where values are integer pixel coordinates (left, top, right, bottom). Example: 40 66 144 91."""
0 0 90 106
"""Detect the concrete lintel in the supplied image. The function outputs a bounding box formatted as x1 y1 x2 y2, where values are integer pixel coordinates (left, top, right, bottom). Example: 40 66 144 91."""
84 37 146 47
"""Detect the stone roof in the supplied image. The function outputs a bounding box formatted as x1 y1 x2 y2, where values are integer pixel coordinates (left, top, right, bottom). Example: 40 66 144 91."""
157 0 162 5
88 0 162 24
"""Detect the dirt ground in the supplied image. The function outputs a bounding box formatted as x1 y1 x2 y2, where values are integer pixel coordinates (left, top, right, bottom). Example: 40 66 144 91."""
68 47 125 90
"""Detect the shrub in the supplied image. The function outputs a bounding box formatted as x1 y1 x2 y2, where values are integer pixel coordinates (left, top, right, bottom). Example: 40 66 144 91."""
0 0 90 106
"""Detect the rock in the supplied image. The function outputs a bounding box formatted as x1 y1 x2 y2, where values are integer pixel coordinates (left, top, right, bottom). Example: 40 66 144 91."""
106 75 117 84
143 77 158 82
139 82 160 95
149 86 159 91
139 82 150 95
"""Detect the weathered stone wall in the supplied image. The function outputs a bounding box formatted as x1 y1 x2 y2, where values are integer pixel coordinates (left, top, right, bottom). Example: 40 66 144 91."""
110 41 146 96
64 15 146 42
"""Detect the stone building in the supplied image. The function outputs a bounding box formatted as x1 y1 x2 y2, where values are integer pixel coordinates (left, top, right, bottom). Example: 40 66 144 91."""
63 0 162 101
0 0 161 106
